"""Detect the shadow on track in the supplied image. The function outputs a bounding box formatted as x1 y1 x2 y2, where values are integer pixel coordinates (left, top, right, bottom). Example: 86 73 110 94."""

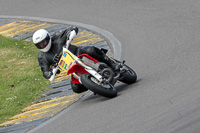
81 79 142 103
116 79 141 93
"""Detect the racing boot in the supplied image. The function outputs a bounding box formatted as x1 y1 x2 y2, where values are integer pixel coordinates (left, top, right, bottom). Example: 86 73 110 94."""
101 55 121 71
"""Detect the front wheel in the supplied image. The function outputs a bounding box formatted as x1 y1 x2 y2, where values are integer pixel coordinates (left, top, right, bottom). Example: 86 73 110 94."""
71 81 88 93
80 74 117 98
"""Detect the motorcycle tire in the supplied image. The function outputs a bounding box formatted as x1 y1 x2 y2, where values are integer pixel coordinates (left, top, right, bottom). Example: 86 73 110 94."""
119 65 137 84
114 59 137 84
80 74 117 98
71 81 88 93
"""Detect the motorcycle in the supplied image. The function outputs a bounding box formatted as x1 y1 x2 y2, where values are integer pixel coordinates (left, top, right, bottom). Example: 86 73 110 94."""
49 31 137 98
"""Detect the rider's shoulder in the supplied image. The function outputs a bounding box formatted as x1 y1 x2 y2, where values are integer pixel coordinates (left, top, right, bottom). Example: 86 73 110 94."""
38 52 45 59
51 29 68 40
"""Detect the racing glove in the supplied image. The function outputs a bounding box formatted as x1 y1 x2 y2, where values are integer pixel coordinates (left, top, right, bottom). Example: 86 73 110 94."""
43 71 53 79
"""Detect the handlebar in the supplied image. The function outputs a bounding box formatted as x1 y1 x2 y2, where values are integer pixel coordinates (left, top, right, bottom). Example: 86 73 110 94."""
49 67 59 82
66 30 76 49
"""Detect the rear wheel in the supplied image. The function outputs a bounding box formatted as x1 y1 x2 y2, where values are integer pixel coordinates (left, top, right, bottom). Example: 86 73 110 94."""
114 59 137 84
119 65 137 84
80 74 117 98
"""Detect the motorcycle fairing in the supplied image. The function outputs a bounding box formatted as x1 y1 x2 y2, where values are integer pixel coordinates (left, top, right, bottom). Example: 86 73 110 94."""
67 63 88 75
67 54 99 84
67 63 89 84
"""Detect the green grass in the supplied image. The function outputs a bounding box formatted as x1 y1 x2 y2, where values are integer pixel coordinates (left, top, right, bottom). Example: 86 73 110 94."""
0 35 49 124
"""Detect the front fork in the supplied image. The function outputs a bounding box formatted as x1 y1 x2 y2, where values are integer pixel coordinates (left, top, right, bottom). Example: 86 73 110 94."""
74 59 103 83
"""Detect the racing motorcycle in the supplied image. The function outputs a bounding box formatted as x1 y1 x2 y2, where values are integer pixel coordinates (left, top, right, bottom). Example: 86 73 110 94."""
49 31 137 98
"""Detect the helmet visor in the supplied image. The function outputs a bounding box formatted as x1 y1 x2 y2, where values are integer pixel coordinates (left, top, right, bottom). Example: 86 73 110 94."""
35 34 50 49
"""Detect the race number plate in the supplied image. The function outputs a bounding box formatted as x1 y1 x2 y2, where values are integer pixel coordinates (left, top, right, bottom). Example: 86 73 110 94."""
59 50 76 71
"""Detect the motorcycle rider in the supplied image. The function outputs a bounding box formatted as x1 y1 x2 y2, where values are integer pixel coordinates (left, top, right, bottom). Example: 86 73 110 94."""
32 26 120 93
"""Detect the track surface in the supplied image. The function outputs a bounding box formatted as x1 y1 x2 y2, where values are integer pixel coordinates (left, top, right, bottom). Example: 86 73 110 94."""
1 0 200 133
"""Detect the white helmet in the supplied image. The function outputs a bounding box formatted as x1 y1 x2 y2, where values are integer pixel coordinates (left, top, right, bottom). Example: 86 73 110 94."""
32 29 52 52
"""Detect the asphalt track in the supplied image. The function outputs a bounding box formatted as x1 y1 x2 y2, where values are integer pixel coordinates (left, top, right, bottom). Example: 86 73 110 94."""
1 0 200 133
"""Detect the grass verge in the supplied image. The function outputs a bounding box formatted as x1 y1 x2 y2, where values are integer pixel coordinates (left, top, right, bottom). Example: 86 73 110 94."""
0 35 49 125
